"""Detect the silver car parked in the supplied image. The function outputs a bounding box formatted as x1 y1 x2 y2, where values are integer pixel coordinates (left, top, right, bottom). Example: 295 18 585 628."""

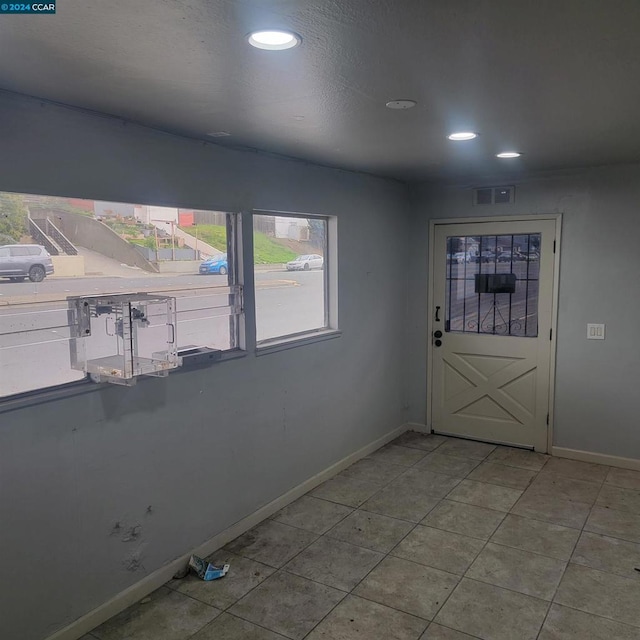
0 244 54 282
286 254 324 271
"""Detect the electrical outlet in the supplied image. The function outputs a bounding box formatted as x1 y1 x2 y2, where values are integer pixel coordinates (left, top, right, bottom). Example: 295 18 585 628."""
587 323 605 340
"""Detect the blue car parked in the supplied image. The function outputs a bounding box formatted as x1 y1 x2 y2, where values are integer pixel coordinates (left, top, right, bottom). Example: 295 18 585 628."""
199 254 228 275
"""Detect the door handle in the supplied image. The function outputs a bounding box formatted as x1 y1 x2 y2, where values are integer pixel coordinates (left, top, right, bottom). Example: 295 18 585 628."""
434 339 442 347
435 306 441 322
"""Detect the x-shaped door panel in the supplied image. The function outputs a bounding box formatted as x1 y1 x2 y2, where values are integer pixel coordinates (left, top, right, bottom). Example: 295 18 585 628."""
442 351 537 427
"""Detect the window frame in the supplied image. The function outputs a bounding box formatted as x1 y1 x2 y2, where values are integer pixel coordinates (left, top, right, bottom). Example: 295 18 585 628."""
0 195 245 409
252 210 339 353
224 212 242 351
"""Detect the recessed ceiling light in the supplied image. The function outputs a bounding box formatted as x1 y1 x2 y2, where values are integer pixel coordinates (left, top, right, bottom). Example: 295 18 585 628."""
496 151 522 158
247 30 301 50
447 132 478 141
386 100 417 110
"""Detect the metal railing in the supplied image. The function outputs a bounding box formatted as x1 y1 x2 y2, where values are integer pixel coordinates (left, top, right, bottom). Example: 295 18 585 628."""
28 218 59 255
45 218 78 255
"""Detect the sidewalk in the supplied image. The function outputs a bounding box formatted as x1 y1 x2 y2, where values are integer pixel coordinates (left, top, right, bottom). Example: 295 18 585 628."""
47 251 288 280
255 263 286 272
74 246 159 277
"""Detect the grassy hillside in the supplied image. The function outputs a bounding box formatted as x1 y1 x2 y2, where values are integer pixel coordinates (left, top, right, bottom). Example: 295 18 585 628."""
182 224 227 252
252 230 298 264
180 224 298 264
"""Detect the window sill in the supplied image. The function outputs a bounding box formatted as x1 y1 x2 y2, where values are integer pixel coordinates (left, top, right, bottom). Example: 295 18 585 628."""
175 347 247 371
0 349 247 414
0 378 97 415
256 329 342 356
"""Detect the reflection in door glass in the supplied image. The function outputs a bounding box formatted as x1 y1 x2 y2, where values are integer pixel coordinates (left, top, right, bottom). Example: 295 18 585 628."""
445 234 540 337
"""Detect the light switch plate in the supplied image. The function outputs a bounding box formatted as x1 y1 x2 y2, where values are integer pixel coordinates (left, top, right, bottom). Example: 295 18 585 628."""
587 323 605 340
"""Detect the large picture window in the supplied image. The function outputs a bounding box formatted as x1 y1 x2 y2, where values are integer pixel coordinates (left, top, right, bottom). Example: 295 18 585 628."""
253 212 336 345
0 192 242 399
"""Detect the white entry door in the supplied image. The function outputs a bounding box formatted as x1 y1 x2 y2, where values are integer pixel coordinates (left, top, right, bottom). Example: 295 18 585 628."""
430 219 558 451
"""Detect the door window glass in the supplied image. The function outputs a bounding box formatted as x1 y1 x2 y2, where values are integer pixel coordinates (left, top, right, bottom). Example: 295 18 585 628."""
445 234 541 337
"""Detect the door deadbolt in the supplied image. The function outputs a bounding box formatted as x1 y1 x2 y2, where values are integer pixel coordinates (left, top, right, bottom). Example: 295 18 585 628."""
433 330 443 339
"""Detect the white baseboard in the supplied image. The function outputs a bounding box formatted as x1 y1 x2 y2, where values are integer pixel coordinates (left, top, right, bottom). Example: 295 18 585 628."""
552 446 640 472
401 429 640 472
47 423 410 640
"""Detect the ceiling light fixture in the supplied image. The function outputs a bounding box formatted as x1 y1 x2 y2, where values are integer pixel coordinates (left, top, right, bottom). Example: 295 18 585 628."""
385 100 417 110
496 151 522 158
247 30 301 50
447 132 478 141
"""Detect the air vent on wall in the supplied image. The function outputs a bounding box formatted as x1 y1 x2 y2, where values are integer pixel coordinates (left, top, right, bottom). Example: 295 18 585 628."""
473 186 515 205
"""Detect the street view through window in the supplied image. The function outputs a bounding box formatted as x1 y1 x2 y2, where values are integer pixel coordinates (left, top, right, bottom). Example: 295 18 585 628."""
0 194 331 398
253 214 328 343
445 234 541 337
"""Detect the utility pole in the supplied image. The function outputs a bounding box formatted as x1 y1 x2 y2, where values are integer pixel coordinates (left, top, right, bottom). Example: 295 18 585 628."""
154 226 158 261
194 223 198 259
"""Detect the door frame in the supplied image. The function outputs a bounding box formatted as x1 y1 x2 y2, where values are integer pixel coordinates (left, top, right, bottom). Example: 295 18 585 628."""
426 214 562 453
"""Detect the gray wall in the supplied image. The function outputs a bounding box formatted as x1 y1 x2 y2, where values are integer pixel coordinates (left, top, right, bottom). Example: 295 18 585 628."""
407 166 640 459
0 92 410 640
52 209 158 271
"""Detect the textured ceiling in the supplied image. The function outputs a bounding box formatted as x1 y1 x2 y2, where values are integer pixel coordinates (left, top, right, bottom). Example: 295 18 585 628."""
1 0 640 182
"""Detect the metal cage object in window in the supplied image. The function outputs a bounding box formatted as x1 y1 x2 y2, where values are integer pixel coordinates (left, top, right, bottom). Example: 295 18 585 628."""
68 293 181 385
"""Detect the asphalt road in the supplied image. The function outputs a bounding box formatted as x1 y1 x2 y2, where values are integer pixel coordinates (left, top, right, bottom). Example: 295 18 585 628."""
0 272 230 298
0 269 325 397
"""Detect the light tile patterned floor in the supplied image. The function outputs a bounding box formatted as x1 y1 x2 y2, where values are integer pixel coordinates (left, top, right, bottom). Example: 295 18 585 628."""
89 434 640 640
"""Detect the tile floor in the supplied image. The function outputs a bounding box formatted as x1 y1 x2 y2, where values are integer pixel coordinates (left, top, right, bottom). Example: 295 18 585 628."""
86 433 640 640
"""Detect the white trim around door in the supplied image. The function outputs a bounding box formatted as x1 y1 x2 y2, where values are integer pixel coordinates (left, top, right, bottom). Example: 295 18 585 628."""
426 214 562 453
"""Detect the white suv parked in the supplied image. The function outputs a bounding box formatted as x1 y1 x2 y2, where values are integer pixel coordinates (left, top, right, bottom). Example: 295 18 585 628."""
0 244 55 282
